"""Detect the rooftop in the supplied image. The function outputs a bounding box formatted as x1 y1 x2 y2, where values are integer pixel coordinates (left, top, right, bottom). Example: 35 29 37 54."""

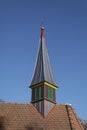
0 102 84 130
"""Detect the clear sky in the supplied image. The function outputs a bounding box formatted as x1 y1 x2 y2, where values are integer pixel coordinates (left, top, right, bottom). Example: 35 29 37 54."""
0 0 87 120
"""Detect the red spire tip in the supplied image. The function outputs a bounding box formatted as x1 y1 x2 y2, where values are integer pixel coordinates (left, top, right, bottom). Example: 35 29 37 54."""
41 27 45 38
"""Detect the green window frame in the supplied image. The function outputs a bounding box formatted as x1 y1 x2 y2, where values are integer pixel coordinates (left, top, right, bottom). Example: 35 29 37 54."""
48 87 53 101
35 87 41 100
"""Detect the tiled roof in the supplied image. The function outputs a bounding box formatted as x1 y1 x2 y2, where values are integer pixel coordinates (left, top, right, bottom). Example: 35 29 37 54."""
30 27 57 87
0 102 84 130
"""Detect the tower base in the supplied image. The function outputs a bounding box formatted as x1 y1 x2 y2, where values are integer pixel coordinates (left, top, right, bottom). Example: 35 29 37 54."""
32 99 56 117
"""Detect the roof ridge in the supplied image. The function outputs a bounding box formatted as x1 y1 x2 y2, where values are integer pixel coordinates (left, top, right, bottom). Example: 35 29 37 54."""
66 105 84 130
70 106 84 130
0 102 30 105
66 105 73 130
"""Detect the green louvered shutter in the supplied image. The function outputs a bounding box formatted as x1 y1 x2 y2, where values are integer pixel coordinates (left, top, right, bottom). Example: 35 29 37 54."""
48 87 53 100
35 87 41 100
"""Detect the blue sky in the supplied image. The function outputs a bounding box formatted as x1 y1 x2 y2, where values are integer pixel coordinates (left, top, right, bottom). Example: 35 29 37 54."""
0 0 87 120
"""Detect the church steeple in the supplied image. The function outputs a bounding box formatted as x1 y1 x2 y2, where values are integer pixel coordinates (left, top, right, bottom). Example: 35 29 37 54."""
30 27 58 117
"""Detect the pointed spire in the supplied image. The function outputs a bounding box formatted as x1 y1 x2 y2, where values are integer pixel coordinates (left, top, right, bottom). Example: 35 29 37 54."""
30 27 58 116
30 27 57 88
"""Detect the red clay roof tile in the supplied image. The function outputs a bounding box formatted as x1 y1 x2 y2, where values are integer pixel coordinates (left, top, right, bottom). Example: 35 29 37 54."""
0 102 84 130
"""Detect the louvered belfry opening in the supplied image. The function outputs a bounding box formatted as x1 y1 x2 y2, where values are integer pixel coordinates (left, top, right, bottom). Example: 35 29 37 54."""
30 27 58 117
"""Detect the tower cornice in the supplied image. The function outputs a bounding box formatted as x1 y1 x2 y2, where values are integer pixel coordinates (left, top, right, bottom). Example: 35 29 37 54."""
30 81 58 89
